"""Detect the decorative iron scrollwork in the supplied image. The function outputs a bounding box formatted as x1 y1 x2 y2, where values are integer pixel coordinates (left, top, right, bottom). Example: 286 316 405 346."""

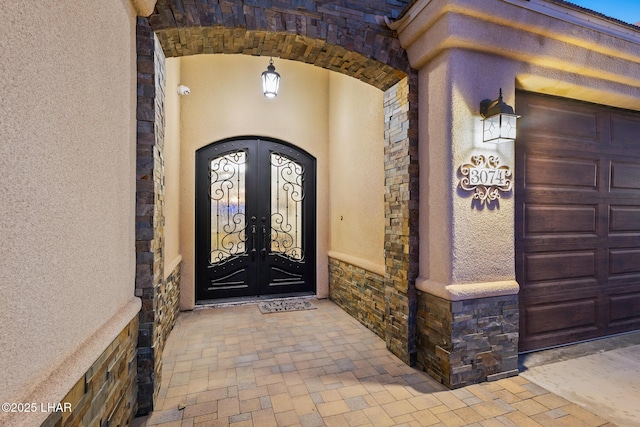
209 150 248 264
270 153 304 261
459 155 512 205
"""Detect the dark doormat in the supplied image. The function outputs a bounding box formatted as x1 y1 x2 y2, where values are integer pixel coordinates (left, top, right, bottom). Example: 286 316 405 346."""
258 299 317 314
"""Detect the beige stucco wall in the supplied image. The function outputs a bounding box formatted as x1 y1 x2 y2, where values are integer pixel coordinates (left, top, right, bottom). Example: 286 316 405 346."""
175 54 385 308
328 72 385 275
394 0 640 300
164 57 182 276
177 55 331 308
132 0 157 16
0 0 140 425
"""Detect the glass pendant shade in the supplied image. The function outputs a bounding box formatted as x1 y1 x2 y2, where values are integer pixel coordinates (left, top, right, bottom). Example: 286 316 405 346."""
480 89 520 143
482 112 519 143
262 59 280 99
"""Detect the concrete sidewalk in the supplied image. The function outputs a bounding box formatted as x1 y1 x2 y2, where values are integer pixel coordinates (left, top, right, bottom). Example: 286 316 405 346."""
520 332 640 427
135 299 620 426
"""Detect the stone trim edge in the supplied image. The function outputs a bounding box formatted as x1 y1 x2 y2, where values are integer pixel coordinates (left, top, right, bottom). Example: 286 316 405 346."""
131 0 157 17
416 277 519 301
327 250 385 277
1 297 141 427
164 254 182 280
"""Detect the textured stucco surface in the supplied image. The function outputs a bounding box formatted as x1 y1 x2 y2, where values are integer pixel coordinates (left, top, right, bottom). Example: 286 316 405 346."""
399 0 640 299
328 72 385 274
132 0 157 16
418 52 452 287
448 49 517 285
0 0 138 423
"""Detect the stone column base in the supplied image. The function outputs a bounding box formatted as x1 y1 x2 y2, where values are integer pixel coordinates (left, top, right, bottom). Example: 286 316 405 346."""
416 290 519 388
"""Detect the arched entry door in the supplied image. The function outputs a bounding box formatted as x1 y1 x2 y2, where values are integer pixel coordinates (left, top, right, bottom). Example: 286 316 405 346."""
195 137 316 302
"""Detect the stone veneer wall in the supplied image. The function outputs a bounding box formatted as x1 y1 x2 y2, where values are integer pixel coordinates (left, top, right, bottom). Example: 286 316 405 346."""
328 74 419 365
382 73 420 365
135 17 180 415
154 261 182 396
328 258 386 339
149 0 412 91
416 291 519 388
42 317 138 427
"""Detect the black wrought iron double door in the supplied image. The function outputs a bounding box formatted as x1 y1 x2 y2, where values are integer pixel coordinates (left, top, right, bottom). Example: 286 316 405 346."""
195 137 316 302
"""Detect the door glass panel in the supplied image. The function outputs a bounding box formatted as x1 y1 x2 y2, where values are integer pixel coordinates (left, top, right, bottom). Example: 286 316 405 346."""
209 151 247 264
270 153 304 260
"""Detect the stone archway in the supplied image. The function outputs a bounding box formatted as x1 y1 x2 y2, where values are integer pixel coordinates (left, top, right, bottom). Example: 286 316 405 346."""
148 0 411 89
135 0 419 414
154 28 406 91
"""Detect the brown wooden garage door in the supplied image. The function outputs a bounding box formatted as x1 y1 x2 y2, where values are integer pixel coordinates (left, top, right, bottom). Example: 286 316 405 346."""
516 91 640 352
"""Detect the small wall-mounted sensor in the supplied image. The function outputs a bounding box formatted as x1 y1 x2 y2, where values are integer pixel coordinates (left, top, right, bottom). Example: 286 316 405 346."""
177 84 191 96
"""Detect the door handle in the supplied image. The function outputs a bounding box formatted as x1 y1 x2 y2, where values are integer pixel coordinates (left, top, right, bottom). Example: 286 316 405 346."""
261 224 267 259
251 224 257 260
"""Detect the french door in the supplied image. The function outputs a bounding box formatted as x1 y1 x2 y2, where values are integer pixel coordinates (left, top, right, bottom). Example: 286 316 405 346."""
195 137 316 302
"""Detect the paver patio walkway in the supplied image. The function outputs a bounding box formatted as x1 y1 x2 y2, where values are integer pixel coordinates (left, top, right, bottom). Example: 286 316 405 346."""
141 299 613 427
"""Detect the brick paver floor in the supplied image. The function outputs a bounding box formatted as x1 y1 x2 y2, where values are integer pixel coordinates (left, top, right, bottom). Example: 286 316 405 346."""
143 299 614 427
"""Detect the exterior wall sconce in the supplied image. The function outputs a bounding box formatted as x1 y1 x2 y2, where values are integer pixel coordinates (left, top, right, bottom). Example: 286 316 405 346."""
480 89 520 143
262 58 280 99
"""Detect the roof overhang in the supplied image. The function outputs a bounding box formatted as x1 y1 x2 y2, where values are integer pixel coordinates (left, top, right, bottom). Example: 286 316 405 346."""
389 0 640 110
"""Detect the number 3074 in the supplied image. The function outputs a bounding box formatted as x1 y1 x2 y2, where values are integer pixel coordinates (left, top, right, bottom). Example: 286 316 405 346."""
468 168 506 186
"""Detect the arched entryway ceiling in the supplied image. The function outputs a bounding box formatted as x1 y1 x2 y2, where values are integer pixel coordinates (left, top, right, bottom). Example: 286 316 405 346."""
148 0 412 90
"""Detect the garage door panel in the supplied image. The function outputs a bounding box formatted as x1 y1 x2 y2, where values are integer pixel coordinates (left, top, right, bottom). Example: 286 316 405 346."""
525 251 596 282
609 249 640 275
610 162 640 191
609 292 640 324
521 102 598 142
519 225 604 252
520 278 599 299
609 206 640 234
523 298 598 337
610 115 640 148
606 274 640 294
525 204 596 235
517 91 640 351
525 155 598 189
520 192 609 207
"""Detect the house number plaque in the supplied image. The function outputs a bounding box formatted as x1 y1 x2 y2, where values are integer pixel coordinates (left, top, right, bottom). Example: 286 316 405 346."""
459 155 512 205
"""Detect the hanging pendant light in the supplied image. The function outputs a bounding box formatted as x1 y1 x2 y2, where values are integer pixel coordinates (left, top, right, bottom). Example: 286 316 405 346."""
480 89 520 144
262 58 280 99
